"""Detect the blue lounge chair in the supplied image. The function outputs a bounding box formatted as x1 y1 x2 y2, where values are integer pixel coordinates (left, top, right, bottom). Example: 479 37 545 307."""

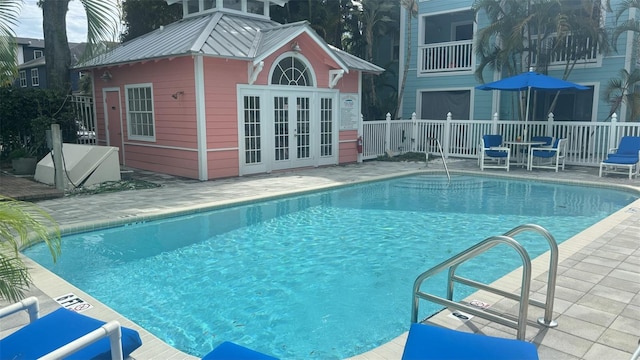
479 135 510 171
529 138 567 172
401 323 539 360
599 136 640 179
0 297 142 360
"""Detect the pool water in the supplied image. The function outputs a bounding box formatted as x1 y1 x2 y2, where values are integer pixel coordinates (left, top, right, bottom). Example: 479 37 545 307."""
25 175 637 359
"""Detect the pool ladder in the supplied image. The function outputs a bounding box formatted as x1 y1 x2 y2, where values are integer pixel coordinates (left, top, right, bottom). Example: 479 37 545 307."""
424 138 450 183
411 224 559 340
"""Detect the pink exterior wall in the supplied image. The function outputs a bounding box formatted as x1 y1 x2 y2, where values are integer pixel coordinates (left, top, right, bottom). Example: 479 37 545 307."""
201 57 246 179
93 57 200 179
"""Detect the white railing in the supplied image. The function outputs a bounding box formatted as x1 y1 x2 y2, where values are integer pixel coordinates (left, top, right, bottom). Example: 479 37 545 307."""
530 33 599 67
71 95 96 145
419 40 473 74
362 112 640 167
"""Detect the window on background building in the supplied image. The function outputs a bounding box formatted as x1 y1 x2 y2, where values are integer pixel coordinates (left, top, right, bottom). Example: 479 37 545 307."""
125 84 155 140
31 69 39 86
533 86 594 121
34 50 43 58
420 90 470 120
19 71 27 87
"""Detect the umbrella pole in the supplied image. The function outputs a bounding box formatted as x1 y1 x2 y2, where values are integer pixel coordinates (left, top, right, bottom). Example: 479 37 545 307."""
524 86 531 141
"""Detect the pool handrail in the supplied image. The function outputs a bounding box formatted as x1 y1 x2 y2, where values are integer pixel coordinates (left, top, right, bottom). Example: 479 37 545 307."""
503 223 559 327
411 234 532 340
424 137 450 183
447 223 559 328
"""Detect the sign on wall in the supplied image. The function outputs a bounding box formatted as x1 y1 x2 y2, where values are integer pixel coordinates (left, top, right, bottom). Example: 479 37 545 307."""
340 94 359 130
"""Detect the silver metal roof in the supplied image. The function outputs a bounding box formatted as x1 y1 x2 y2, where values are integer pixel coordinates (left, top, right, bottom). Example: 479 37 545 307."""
76 11 383 74
329 45 385 74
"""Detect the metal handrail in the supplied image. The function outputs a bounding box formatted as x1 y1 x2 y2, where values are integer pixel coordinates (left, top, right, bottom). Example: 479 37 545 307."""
411 224 560 340
425 137 450 183
503 224 559 327
411 235 532 340
447 224 559 328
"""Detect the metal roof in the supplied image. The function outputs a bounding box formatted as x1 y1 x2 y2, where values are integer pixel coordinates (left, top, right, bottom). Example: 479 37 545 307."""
75 11 383 75
329 45 385 74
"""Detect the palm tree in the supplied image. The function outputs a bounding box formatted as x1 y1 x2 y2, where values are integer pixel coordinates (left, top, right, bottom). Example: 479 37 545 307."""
0 0 21 85
612 0 640 49
604 68 640 121
0 196 61 302
396 0 417 120
360 0 394 117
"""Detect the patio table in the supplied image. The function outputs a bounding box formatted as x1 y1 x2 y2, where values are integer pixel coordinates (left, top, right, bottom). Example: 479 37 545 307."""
504 140 546 170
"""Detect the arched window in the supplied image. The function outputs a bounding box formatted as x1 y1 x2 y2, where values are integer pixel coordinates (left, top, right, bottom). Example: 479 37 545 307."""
271 56 313 86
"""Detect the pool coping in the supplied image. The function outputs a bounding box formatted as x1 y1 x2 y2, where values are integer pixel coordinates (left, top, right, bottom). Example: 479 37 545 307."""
14 164 640 359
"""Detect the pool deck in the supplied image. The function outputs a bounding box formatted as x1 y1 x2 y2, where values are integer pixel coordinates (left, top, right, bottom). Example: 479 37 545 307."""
1 159 639 360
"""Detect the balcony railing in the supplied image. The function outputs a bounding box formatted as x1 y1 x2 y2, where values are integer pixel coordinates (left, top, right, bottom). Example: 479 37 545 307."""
530 33 599 67
419 40 473 74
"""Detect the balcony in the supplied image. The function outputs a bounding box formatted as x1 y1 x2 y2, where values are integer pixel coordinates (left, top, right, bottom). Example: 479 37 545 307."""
530 33 599 67
419 40 473 74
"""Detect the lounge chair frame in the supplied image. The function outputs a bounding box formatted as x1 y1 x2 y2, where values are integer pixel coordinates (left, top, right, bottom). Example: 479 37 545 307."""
0 297 128 360
599 136 640 179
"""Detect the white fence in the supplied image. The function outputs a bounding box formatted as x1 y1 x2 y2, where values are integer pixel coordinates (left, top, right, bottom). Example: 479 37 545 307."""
362 112 640 167
71 95 96 145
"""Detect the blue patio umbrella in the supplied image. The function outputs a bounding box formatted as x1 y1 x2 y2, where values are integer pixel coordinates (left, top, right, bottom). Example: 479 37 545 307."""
476 69 589 123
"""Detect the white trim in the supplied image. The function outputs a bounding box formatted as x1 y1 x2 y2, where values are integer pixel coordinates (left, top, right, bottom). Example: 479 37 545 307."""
329 69 344 89
122 142 197 151
207 147 239 152
398 5 406 119
194 55 208 181
621 6 637 122
268 52 318 88
248 61 264 85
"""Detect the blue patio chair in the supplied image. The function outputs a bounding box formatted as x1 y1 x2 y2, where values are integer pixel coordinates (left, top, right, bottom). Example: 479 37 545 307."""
0 297 142 360
530 135 553 147
529 138 567 172
599 136 640 179
479 134 510 171
401 323 539 360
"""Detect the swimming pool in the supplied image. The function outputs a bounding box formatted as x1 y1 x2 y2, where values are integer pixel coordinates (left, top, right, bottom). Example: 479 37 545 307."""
25 175 637 359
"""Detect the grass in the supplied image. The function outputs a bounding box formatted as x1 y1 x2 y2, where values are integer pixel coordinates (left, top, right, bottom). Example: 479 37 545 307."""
67 179 160 196
376 152 430 162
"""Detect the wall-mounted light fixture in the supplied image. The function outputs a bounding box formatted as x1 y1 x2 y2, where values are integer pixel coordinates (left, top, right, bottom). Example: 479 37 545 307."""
100 70 112 82
171 91 184 100
290 41 301 52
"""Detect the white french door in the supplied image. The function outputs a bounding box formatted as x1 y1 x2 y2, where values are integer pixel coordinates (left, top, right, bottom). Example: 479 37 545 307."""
238 88 337 175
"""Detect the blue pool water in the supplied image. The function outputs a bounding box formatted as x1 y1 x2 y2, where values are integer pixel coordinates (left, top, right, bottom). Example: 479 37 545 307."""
25 175 637 359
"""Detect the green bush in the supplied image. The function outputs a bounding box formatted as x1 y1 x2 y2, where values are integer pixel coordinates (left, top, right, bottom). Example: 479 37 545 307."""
0 86 77 160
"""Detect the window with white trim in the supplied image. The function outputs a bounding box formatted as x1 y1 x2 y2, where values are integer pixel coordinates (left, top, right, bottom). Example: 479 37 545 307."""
19 71 27 87
34 50 43 58
125 84 155 140
271 56 313 86
31 69 39 86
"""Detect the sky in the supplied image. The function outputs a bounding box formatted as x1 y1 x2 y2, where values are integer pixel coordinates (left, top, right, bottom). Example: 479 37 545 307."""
14 0 120 43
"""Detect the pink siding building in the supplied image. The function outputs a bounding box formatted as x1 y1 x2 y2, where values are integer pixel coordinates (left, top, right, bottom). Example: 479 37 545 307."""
77 0 383 180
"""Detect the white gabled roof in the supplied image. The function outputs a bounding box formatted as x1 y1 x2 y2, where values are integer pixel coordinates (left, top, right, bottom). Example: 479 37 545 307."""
75 11 383 74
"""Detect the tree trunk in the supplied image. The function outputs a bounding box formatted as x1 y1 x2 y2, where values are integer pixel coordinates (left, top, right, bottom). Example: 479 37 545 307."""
42 0 72 93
